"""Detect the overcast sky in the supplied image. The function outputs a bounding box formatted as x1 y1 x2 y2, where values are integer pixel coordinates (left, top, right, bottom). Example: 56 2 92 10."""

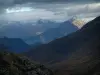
0 0 100 22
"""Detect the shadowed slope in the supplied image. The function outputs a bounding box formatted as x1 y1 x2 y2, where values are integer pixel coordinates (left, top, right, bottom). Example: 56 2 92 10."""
0 51 54 75
51 16 100 75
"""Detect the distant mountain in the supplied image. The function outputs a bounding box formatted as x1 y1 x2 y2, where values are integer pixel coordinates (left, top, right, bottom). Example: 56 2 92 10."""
25 15 100 71
25 18 79 44
0 18 84 45
0 20 59 39
39 19 78 43
0 37 30 53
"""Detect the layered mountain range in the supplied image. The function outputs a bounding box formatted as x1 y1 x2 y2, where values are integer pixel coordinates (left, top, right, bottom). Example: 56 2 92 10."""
0 16 100 75
0 20 59 39
25 16 100 75
0 18 85 45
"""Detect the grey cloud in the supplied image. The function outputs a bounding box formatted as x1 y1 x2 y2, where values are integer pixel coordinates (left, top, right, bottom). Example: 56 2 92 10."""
0 0 100 22
1 2 100 22
0 0 98 8
0 0 99 13
57 3 100 17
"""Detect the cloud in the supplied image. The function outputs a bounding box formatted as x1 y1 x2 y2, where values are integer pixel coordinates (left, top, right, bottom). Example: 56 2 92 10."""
0 0 98 14
0 0 100 22
49 3 100 21
0 0 98 9
0 3 99 22
3 8 55 21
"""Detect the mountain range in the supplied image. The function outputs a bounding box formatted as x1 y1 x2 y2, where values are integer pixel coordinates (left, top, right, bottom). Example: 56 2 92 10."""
24 18 81 44
25 15 100 74
0 18 85 45
0 17 85 53
0 20 59 39
0 16 100 75
0 18 81 53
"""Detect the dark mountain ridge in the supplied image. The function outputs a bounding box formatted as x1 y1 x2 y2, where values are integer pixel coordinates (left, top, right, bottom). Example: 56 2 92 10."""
49 17 100 75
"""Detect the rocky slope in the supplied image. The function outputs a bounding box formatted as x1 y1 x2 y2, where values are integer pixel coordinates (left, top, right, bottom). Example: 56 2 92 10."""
0 51 53 75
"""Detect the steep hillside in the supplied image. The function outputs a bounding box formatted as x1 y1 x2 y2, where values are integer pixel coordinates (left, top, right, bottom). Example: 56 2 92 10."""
0 51 53 75
53 37 100 75
25 16 100 67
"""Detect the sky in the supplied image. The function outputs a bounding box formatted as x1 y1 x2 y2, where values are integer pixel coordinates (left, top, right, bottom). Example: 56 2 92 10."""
0 0 100 22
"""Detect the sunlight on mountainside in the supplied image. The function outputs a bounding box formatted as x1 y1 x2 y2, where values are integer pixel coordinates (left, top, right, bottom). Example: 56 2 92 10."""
72 19 86 28
72 17 95 28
